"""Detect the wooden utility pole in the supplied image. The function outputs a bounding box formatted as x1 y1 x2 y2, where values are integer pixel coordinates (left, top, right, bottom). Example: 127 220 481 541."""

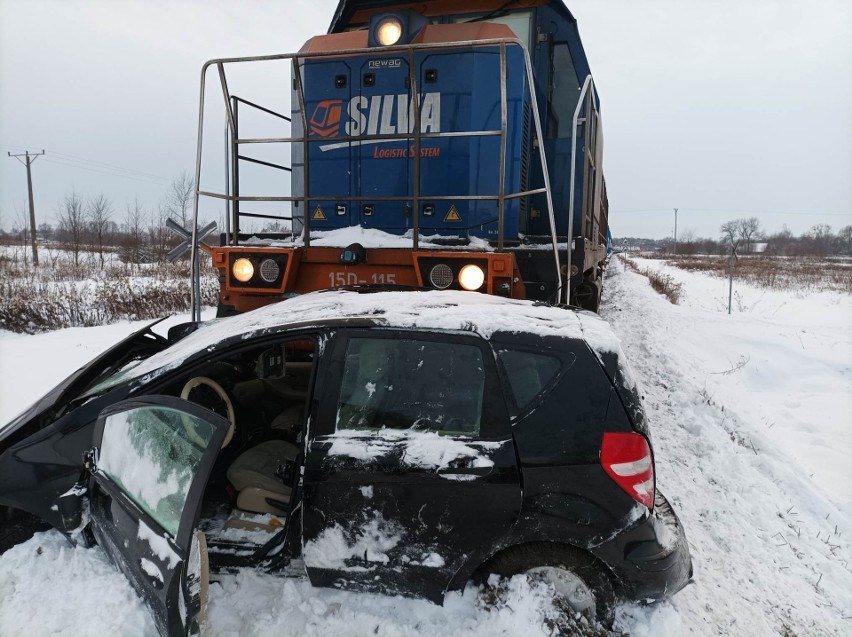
7 150 45 266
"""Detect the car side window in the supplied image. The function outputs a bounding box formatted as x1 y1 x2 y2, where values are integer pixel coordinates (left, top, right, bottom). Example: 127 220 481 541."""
98 406 216 537
496 348 562 418
336 337 485 436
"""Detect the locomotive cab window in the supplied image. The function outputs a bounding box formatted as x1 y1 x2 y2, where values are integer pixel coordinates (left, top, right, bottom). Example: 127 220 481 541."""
548 42 581 138
451 11 533 50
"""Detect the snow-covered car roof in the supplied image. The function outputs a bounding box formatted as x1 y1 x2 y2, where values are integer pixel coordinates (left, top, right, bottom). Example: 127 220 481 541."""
93 289 623 392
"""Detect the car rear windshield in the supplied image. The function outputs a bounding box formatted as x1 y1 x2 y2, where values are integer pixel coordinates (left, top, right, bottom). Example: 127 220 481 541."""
496 348 562 418
336 337 485 436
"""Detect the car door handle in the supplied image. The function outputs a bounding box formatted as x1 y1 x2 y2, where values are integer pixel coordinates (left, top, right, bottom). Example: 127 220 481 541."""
437 465 493 477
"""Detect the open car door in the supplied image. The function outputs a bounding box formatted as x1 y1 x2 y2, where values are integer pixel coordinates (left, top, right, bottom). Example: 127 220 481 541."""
84 395 229 637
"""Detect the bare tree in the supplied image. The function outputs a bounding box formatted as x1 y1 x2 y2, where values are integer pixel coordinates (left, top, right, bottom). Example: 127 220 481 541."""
123 197 146 265
88 193 113 268
149 202 171 262
679 228 697 255
57 191 87 267
37 222 54 242
166 172 194 227
737 217 762 253
766 225 793 256
807 224 833 257
720 220 740 250
12 208 31 265
839 225 852 256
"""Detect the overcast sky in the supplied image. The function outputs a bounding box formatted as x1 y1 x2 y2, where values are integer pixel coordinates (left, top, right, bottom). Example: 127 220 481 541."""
1 0 850 239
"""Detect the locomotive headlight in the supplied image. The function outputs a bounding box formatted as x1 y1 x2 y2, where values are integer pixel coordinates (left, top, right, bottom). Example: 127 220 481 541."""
429 263 453 289
259 258 280 283
375 17 403 46
232 258 254 282
458 264 485 291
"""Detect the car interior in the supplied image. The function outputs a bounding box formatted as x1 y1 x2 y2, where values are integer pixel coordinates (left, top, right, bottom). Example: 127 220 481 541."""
159 337 316 560
148 334 487 564
336 338 485 435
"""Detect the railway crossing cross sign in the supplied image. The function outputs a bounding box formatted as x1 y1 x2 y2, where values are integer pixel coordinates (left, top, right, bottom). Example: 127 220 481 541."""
166 218 218 263
166 217 218 322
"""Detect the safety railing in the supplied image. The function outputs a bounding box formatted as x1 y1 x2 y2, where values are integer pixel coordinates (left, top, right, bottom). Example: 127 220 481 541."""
189 38 562 316
566 74 604 305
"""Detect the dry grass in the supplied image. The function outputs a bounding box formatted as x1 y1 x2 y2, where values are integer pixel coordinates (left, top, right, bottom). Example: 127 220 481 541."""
642 255 851 294
621 255 683 304
0 249 217 334
643 269 683 304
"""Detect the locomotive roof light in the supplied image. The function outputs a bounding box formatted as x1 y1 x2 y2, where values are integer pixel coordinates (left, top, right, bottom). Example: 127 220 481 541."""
459 264 485 291
368 10 428 48
375 17 403 46
233 257 254 283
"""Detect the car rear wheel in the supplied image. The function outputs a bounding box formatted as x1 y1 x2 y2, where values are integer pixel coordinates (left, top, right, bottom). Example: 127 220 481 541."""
0 507 50 555
479 542 615 625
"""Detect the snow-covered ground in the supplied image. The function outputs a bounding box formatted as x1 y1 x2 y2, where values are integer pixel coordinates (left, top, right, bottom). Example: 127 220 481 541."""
1 258 850 636
0 310 215 425
628 256 852 512
600 257 852 635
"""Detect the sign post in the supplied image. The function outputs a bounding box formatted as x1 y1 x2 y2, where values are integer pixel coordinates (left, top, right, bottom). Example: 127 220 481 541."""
167 218 218 322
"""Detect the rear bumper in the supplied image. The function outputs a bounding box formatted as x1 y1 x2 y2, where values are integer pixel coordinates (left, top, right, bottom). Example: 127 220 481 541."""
593 491 692 600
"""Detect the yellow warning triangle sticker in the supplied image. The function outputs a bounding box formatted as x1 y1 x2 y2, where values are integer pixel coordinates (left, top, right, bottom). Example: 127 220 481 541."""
444 205 462 222
312 206 327 221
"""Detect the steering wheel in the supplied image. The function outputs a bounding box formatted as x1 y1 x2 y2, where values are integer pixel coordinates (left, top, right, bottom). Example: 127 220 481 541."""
181 376 236 448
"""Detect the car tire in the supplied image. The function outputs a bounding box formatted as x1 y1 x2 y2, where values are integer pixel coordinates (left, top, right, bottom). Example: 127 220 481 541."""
479 542 615 625
0 507 50 555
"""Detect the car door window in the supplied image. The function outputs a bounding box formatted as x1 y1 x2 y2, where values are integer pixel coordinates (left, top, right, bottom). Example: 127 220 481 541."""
496 348 562 417
336 337 485 436
98 405 216 537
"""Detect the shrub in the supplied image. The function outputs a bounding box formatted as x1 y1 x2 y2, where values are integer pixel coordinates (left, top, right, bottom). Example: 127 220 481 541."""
642 268 683 304
0 251 218 334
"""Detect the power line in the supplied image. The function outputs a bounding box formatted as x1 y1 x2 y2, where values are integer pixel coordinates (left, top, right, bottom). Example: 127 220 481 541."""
0 144 171 183
40 156 171 186
43 150 171 182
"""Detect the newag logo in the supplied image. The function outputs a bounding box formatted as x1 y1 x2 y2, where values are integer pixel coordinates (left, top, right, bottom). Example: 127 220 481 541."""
309 93 441 140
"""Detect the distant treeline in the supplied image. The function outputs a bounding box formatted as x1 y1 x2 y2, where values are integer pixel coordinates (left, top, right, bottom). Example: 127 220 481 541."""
617 217 852 257
0 173 229 266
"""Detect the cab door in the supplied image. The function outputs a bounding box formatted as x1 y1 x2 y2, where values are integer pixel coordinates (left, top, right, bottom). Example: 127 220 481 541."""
302 330 522 603
86 396 230 637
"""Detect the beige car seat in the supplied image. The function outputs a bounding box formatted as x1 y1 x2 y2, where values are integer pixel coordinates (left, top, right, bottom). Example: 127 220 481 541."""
226 440 299 515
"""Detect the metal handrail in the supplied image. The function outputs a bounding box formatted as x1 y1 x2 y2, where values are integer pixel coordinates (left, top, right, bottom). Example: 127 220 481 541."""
565 74 601 305
189 37 562 315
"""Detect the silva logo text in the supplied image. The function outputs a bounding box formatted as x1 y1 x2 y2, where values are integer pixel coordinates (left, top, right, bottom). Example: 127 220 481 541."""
310 93 441 148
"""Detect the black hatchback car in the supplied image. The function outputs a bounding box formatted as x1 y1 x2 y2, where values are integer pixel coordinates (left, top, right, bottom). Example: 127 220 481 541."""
0 290 691 636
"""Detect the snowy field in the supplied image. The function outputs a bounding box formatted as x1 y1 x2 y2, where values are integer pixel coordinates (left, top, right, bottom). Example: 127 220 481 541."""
1 258 850 636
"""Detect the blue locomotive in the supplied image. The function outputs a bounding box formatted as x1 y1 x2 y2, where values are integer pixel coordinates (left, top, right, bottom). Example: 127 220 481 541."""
199 0 609 313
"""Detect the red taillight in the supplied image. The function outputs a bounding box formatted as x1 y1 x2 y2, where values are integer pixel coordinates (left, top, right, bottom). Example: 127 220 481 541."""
601 432 655 508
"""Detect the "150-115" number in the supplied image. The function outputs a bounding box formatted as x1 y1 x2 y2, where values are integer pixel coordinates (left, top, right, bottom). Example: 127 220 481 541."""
328 272 397 286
